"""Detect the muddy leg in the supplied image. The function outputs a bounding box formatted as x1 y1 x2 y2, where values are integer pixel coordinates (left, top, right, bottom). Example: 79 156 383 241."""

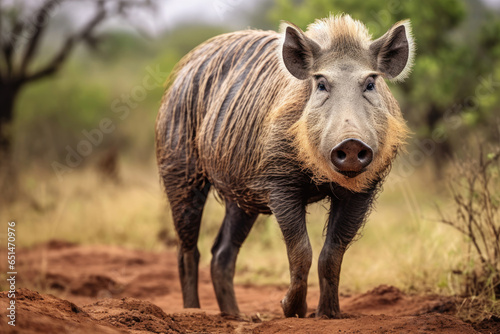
317 237 345 318
316 189 375 318
211 201 258 315
270 191 311 318
167 179 211 309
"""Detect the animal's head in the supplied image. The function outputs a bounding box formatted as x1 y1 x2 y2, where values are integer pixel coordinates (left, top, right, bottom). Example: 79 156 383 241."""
281 15 413 192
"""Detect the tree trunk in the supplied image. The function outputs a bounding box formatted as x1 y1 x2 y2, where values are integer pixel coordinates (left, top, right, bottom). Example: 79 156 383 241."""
0 83 20 202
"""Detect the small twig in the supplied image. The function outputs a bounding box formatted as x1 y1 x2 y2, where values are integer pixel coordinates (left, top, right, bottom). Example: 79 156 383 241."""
23 1 107 83
1 0 154 83
19 0 63 77
2 15 24 79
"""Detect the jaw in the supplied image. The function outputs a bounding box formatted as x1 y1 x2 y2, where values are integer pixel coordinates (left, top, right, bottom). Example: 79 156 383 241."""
332 168 377 192
338 169 365 178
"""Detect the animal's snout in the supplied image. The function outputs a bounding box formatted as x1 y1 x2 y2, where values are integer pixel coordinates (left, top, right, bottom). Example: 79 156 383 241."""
330 138 373 177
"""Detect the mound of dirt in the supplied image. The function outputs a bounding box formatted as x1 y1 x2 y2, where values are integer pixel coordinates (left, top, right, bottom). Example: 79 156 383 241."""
341 284 457 316
0 289 125 334
1 241 498 333
83 298 183 333
70 274 122 297
252 313 478 334
0 288 236 334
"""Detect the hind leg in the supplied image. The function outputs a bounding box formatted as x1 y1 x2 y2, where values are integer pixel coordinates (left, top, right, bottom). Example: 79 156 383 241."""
163 167 210 309
211 201 258 314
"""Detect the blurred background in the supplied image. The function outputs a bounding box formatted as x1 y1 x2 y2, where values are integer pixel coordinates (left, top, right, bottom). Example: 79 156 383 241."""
1 0 499 321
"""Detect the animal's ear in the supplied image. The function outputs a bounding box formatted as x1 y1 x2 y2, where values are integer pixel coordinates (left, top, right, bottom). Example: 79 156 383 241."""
280 22 320 80
370 20 415 82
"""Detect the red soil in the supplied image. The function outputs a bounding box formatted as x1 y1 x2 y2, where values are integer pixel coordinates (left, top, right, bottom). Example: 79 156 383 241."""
0 241 498 333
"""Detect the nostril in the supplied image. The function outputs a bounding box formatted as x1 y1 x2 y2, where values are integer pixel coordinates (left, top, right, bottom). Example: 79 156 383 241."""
331 138 373 174
336 150 346 160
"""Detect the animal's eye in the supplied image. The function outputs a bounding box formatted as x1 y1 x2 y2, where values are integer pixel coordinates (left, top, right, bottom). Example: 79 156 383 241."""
364 76 376 92
314 76 329 93
316 77 329 92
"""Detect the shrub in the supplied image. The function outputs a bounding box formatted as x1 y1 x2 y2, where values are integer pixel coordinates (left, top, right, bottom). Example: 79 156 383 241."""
438 145 500 321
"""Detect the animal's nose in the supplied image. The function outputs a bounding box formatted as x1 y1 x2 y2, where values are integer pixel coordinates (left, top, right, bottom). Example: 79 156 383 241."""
331 138 373 176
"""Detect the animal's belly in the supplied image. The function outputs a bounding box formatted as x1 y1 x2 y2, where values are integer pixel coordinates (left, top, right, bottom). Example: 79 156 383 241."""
201 163 272 214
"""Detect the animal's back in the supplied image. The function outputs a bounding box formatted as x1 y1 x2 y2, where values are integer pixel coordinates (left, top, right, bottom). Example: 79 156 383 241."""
156 29 291 210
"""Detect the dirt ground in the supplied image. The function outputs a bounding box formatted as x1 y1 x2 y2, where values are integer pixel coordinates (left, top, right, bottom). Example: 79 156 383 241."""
1 241 498 333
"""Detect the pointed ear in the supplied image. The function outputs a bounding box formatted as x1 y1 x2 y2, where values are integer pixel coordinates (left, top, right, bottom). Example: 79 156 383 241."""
370 20 415 82
280 22 320 80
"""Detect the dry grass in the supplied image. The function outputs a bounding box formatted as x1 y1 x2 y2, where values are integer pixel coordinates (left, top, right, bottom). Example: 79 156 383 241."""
437 146 500 322
0 159 471 297
1 160 167 250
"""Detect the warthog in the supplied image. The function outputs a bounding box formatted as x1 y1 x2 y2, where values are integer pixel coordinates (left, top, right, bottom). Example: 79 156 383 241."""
156 14 414 318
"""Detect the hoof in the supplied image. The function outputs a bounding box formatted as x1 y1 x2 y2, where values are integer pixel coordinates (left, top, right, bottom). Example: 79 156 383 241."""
315 311 343 319
220 312 243 321
280 297 307 318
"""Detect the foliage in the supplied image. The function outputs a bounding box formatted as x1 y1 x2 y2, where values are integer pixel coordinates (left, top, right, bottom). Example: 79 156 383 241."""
0 0 155 201
12 24 228 166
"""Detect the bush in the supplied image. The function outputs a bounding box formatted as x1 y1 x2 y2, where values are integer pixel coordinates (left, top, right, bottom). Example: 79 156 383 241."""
438 145 500 321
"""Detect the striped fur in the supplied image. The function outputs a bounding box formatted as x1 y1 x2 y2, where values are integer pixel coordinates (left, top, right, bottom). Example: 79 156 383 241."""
156 30 308 213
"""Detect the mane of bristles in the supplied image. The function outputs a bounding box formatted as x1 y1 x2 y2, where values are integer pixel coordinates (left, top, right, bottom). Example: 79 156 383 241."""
305 14 372 53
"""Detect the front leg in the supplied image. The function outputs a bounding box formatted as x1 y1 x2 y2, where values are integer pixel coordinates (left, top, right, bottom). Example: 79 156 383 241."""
316 187 377 318
270 190 312 318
